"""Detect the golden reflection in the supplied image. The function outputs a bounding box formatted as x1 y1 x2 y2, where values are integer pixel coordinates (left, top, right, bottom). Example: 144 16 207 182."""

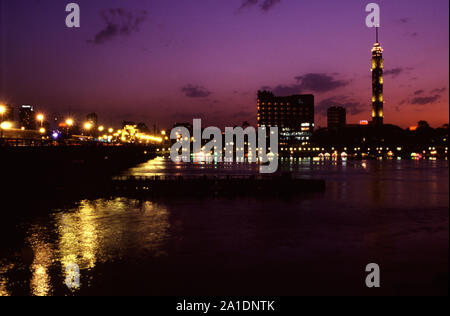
55 198 170 290
0 263 14 296
126 157 168 176
27 228 54 296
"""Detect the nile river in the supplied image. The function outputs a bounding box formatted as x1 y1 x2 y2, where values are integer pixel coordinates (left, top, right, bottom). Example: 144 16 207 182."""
0 158 448 295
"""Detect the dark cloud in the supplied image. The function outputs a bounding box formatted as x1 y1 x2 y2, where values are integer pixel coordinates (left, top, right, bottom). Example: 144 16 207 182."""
398 18 410 24
181 85 212 98
431 87 446 94
261 0 282 11
262 73 348 96
411 95 441 105
384 68 404 77
239 0 282 11
89 9 148 45
295 73 348 93
401 87 445 106
240 0 258 9
261 84 302 96
316 97 365 116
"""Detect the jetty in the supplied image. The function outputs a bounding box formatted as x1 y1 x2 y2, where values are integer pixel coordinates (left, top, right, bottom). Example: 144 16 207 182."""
111 174 326 198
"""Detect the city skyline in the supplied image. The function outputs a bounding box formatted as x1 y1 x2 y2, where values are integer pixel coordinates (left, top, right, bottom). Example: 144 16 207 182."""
0 0 449 129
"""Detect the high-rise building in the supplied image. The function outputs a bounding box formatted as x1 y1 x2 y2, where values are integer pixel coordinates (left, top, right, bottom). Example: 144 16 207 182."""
327 106 346 129
257 91 314 144
19 105 36 130
371 27 384 126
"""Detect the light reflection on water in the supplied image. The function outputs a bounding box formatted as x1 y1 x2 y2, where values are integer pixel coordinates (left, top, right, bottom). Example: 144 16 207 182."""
0 158 448 295
1 198 170 296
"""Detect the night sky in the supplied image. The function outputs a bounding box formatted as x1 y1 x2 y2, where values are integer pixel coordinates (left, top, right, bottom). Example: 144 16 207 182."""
0 0 448 129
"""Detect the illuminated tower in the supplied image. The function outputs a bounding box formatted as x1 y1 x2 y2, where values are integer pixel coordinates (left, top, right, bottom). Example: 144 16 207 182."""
371 27 384 126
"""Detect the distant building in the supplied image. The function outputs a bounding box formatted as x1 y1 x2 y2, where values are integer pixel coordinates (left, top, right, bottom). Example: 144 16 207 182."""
257 91 314 146
327 106 346 129
2 104 15 122
86 113 98 126
19 105 36 130
371 27 384 127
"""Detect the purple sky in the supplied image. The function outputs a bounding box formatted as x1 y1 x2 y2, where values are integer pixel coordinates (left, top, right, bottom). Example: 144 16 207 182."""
0 0 448 129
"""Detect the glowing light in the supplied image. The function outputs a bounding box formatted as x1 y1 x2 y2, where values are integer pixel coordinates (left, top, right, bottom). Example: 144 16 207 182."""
66 119 74 126
108 128 114 133
360 120 369 126
37 114 44 122
0 121 13 130
39 127 46 134
0 105 6 116
98 126 104 132
84 122 93 130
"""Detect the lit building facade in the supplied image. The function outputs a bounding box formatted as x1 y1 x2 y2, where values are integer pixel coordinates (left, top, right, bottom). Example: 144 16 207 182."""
327 106 346 129
371 28 384 126
257 91 314 149
19 105 36 130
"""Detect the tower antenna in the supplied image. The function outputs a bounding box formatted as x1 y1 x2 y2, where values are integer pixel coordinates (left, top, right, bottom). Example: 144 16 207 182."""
376 26 379 43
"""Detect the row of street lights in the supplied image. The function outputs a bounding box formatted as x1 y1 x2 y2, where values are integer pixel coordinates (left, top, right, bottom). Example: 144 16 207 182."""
0 105 104 136
0 105 162 143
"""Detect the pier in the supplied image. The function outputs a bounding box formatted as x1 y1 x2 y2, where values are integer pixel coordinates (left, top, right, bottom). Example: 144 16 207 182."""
111 174 326 198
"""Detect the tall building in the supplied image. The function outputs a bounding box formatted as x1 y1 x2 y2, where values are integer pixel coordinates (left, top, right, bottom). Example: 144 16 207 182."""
257 91 314 144
371 27 384 126
19 105 36 130
327 106 346 129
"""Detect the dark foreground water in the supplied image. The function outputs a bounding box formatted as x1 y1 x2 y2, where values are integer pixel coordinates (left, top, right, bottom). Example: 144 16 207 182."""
0 158 448 296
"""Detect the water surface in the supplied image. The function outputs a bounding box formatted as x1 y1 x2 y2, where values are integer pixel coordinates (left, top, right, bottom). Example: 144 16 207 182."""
0 158 448 295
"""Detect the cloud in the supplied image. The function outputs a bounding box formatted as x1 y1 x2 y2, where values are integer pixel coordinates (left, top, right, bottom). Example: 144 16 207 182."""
261 0 282 11
431 87 446 94
295 73 349 93
240 0 258 9
263 73 349 96
316 96 365 116
262 84 302 96
414 90 424 95
239 0 282 11
384 68 405 77
181 85 212 98
411 95 441 105
89 8 148 45
398 18 410 24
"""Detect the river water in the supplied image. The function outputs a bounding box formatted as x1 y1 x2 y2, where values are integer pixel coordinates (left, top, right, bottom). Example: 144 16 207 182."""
0 158 448 296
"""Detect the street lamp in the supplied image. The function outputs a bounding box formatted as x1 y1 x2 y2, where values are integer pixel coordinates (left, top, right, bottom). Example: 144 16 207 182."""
37 114 44 127
1 122 13 130
84 122 92 130
65 119 74 137
98 125 104 132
